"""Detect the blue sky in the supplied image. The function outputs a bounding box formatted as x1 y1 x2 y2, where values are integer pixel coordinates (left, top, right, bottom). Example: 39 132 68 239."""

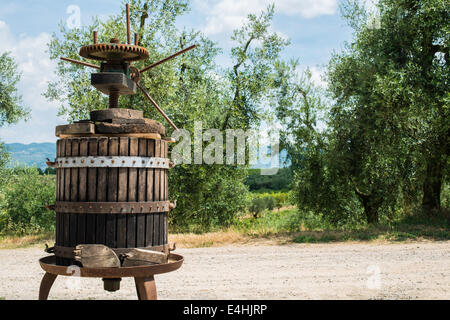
0 0 356 144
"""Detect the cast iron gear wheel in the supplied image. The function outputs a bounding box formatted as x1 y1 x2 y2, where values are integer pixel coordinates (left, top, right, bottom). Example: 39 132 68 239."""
79 42 149 62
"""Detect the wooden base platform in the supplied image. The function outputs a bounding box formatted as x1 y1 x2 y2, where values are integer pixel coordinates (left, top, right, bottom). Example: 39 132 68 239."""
38 253 183 300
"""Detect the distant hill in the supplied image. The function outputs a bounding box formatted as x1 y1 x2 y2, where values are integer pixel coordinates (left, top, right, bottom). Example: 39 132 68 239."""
5 143 56 169
3 142 288 170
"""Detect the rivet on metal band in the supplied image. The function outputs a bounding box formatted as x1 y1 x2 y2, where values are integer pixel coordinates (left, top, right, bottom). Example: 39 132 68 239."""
54 156 170 169
53 201 173 214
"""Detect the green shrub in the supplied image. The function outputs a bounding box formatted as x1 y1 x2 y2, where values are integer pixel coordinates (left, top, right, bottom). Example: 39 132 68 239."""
249 196 267 218
273 192 290 210
264 196 275 211
169 165 249 233
0 167 55 234
248 192 290 213
0 210 7 232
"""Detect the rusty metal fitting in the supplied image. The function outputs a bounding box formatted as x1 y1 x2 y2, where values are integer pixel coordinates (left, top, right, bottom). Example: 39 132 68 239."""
129 66 141 83
46 158 56 168
44 244 55 254
79 43 149 62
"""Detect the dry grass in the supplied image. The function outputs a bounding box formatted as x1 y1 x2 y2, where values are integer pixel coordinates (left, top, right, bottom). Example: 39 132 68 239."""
168 227 304 248
0 208 448 249
0 228 445 250
0 230 291 250
169 230 247 248
0 232 54 250
0 229 292 249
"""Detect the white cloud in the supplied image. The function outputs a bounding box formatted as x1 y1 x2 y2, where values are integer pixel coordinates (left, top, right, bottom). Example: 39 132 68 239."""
362 0 379 12
309 66 327 88
295 65 328 88
194 0 338 35
276 0 338 18
0 20 62 143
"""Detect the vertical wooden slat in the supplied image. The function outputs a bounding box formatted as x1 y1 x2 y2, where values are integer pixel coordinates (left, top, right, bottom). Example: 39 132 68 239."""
117 137 129 248
163 140 168 245
163 212 168 245
55 140 62 263
61 138 69 266
70 139 79 201
69 139 79 248
56 140 60 202
166 141 169 200
55 140 61 247
163 141 167 201
145 139 155 246
159 140 165 245
63 139 71 248
106 138 119 247
60 139 66 203
78 139 88 201
77 138 88 245
60 139 67 252
160 140 166 245
60 140 65 202
96 137 108 244
153 139 161 246
86 138 98 244
146 140 155 202
136 138 147 247
127 138 138 247
166 141 169 244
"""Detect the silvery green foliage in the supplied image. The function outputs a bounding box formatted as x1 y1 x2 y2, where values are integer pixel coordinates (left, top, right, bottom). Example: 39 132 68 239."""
0 52 29 127
275 0 449 224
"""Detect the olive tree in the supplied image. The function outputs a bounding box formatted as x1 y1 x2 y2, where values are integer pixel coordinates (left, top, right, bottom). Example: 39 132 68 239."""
0 52 29 189
330 0 449 215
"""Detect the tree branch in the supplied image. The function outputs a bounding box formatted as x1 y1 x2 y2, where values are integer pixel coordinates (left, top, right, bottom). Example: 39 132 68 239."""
222 36 255 130
138 4 149 44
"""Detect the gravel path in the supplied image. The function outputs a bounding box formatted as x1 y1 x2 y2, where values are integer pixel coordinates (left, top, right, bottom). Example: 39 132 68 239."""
0 241 448 300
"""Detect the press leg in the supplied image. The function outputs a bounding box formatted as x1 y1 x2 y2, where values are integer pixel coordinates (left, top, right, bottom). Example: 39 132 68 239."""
134 276 157 300
39 272 57 300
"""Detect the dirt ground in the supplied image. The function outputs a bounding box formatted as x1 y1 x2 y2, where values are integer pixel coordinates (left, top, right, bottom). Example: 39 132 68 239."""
0 241 448 300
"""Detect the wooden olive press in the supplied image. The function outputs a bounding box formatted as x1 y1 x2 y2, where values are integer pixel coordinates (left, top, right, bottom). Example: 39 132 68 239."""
39 3 194 299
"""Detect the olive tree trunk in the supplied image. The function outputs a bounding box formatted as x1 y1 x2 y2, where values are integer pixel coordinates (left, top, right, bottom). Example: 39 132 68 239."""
421 156 442 214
